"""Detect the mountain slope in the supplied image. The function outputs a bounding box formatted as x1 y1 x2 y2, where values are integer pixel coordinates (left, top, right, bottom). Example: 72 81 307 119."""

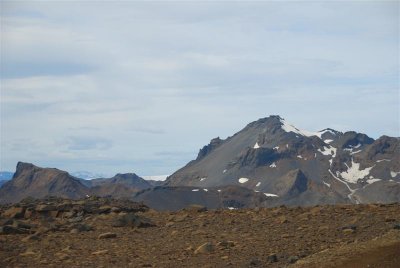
166 115 400 205
132 185 269 211
0 163 152 203
0 162 90 203
88 173 152 198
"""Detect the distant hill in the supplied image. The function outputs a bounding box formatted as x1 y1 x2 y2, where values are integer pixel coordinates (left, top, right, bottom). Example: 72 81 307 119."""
70 171 109 180
86 173 152 198
0 162 89 203
0 171 13 180
0 163 152 204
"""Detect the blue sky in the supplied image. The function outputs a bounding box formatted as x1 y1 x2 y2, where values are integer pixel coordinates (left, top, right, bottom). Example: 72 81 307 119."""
0 1 399 176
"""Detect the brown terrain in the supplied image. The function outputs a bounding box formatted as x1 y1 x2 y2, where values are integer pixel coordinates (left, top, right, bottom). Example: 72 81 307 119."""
1 197 399 267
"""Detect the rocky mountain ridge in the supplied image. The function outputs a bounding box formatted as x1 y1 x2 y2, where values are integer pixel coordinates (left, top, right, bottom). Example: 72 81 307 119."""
0 163 153 204
166 115 400 206
1 115 399 209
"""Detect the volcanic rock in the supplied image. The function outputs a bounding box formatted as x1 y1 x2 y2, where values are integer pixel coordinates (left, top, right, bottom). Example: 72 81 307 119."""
98 232 117 239
165 116 400 206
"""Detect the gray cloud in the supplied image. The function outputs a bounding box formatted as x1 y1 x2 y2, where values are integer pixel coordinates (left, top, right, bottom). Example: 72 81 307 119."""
65 136 113 151
1 61 93 79
125 127 166 135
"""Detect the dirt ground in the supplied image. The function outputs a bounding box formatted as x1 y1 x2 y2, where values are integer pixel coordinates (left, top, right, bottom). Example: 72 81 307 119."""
1 202 399 267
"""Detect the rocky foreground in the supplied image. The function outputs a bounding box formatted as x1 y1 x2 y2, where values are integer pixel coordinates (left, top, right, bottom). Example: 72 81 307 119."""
0 197 399 267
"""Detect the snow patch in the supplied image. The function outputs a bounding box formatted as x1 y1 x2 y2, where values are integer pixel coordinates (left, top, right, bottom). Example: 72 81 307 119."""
323 181 331 188
344 144 362 151
192 189 199 192
318 146 337 157
317 129 337 138
199 177 207 181
274 146 279 150
280 118 319 137
329 169 359 203
377 159 391 163
223 169 227 173
280 118 337 138
228 207 237 210
391 171 400 178
264 193 279 197
366 178 381 184
324 139 333 144
269 162 277 168
217 189 221 192
143 175 169 181
203 189 208 192
340 159 374 184
350 150 362 155
297 155 303 159
344 144 362 155
253 142 260 149
238 178 249 183
256 182 261 187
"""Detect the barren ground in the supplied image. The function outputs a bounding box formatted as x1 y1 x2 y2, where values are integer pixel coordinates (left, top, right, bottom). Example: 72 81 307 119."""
1 201 399 267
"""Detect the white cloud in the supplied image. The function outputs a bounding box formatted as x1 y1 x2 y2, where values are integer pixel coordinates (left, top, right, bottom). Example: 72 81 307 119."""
0 1 398 175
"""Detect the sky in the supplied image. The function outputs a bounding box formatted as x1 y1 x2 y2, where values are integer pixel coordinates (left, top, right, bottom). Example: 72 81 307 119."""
0 1 399 177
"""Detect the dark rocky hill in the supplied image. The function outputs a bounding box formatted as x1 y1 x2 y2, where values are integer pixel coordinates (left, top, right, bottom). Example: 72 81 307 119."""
132 185 269 211
0 163 152 204
166 115 400 206
0 162 90 204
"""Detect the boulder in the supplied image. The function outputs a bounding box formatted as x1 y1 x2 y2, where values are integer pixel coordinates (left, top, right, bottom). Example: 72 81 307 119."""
112 213 155 228
184 205 208 213
267 254 278 263
98 232 117 239
217 240 235 249
288 256 299 264
92 250 109 255
69 223 93 232
0 225 32 235
3 207 25 218
35 204 56 212
194 242 215 254
22 233 40 242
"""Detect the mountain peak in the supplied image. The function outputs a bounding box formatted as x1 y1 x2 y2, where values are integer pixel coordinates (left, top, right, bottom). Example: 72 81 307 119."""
15 162 39 177
114 173 140 178
16 162 36 171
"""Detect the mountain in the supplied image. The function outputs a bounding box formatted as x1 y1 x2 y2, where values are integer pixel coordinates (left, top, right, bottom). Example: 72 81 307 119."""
166 115 400 206
0 163 152 203
2 116 398 208
88 173 152 198
0 171 14 180
0 162 90 204
0 171 13 187
70 171 108 180
142 175 168 187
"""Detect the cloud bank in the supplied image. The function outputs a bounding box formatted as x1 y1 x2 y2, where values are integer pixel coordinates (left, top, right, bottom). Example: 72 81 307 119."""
1 1 399 175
